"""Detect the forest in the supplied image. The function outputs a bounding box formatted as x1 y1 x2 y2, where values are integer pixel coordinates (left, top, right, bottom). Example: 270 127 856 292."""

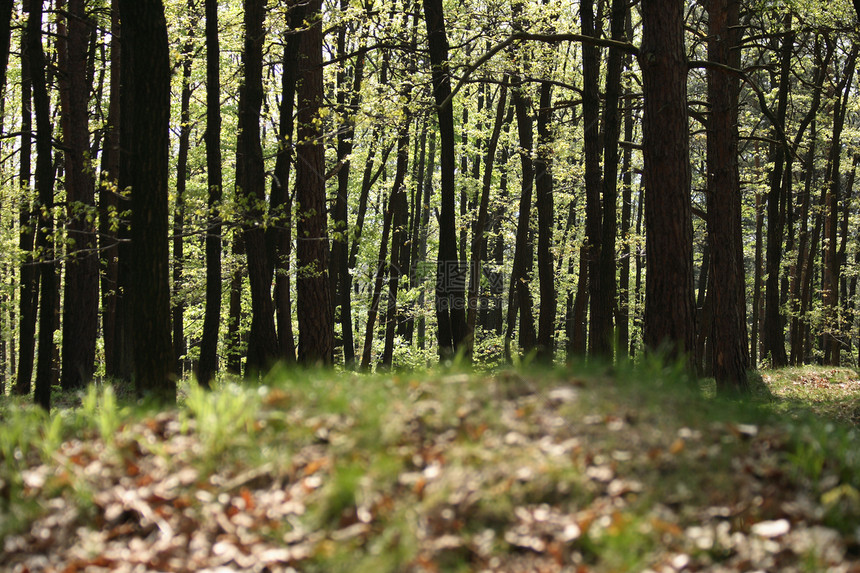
0 0 859 407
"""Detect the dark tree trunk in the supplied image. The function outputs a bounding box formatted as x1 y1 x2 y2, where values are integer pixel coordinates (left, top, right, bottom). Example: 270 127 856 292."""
361 189 395 369
15 16 37 397
226 235 244 375
30 0 56 409
535 81 556 362
405 118 428 344
788 37 829 365
790 122 817 365
417 131 436 350
618 97 633 355
268 2 304 365
466 85 507 354
59 0 98 391
423 0 466 359
0 0 12 100
822 48 857 365
706 0 748 392
761 18 793 368
640 0 696 367
581 0 609 358
485 140 508 337
381 74 414 367
505 84 537 358
99 0 121 380
118 0 175 400
751 168 764 366
114 0 136 383
172 36 193 376
236 0 278 374
197 0 223 387
330 0 365 366
295 0 333 365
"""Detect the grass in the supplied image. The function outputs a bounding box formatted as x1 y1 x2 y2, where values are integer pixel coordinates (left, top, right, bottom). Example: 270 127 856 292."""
2 363 860 571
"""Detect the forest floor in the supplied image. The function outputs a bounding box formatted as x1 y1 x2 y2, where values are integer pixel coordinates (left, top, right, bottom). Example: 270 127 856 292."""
3 362 860 572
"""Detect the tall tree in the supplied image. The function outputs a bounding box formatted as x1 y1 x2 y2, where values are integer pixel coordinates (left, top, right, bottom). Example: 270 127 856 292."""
761 15 793 368
268 1 305 364
295 0 333 364
59 0 98 391
466 85 507 354
236 0 278 374
506 83 537 357
29 0 56 409
706 0 749 392
118 0 175 400
99 0 122 380
640 0 696 366
0 0 13 101
330 0 365 367
534 78 556 362
197 0 223 387
173 32 194 375
582 0 611 358
15 6 38 396
423 0 466 359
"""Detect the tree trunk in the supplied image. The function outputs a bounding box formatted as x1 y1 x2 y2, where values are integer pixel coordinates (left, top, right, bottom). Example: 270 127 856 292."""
423 0 466 359
466 85 507 355
761 18 793 368
535 80 556 362
197 0 224 388
30 0 56 409
118 0 175 400
226 235 244 375
581 0 609 358
381 86 413 367
295 0 333 365
58 0 98 391
505 84 537 357
237 0 278 375
99 0 121 380
822 48 857 365
706 0 748 392
0 0 12 100
330 1 365 366
15 15 37 396
617 18 634 357
640 0 696 367
172 36 193 376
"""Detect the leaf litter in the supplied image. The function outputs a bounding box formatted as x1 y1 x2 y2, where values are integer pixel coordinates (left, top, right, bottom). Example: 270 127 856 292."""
3 371 860 572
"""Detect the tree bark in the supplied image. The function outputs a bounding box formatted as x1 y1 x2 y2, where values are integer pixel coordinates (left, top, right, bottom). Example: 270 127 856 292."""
581 0 609 358
761 18 793 368
99 0 121 380
640 0 696 367
706 0 748 392
505 84 537 357
295 0 333 365
535 80 556 362
172 35 193 376
423 0 466 359
466 85 507 355
237 0 278 374
0 0 12 101
30 0 56 409
197 0 223 388
59 0 98 391
822 47 857 365
118 0 175 400
15 14 37 396
330 1 365 366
